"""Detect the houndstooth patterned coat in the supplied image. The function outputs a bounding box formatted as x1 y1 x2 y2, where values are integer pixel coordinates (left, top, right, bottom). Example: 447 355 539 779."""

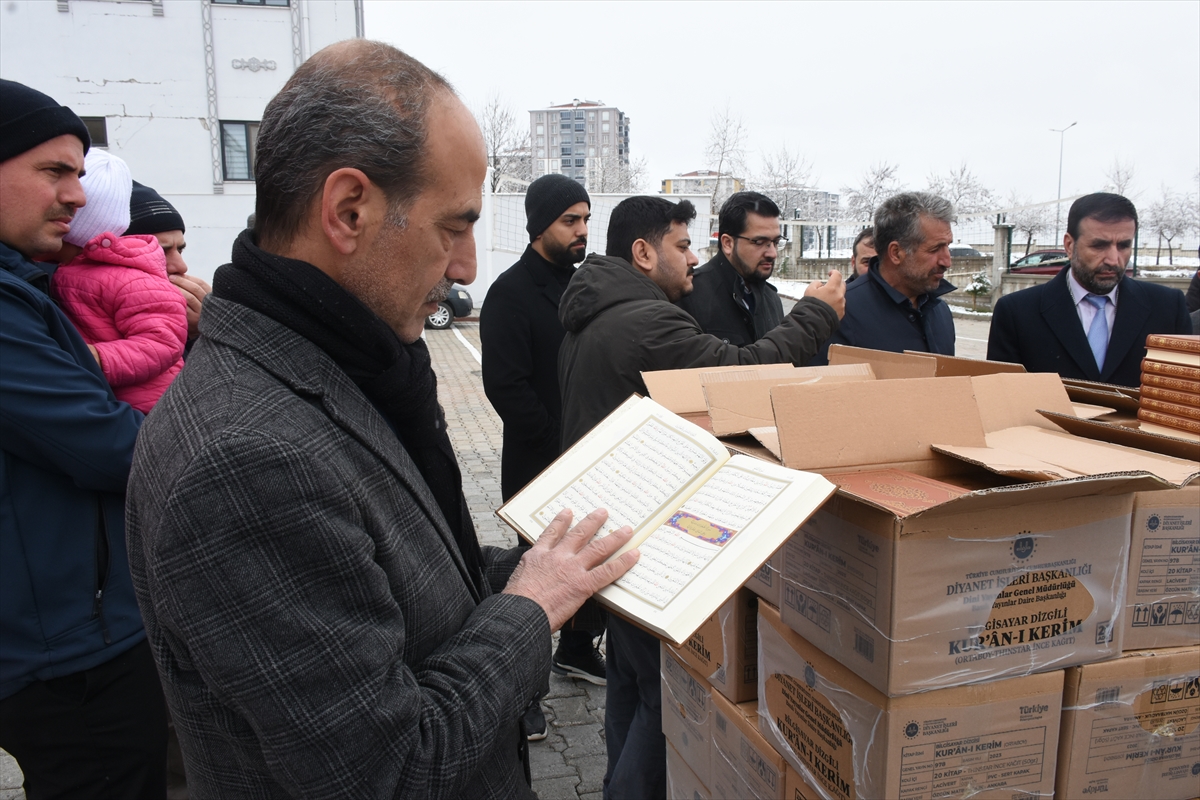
126 296 548 799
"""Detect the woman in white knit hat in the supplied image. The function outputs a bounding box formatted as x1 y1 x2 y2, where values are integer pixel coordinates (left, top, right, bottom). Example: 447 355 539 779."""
51 148 187 412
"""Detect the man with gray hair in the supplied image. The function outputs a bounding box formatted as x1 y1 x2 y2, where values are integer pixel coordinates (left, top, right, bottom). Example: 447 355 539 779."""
812 191 956 363
125 40 638 799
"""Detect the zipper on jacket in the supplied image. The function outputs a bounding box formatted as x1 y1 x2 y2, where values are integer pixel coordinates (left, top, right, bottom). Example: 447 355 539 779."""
92 497 111 645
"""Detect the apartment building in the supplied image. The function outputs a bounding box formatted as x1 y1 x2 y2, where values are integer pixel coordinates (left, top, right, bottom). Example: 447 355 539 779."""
529 99 630 190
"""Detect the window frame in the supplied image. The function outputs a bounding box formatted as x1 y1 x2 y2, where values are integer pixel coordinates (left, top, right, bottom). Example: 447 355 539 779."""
220 120 260 181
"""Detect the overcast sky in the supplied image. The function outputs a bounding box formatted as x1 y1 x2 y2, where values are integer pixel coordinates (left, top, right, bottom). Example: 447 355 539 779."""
364 1 1199 209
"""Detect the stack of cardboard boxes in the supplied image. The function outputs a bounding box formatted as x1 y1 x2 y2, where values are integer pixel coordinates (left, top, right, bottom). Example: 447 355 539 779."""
649 351 1198 799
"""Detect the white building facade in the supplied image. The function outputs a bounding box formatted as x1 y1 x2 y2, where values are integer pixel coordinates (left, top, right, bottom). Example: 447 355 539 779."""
0 0 362 281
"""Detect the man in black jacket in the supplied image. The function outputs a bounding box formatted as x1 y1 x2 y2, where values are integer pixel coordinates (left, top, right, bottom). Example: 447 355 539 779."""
676 192 788 349
559 196 844 799
480 175 604 736
988 193 1190 387
482 174 590 501
812 192 957 364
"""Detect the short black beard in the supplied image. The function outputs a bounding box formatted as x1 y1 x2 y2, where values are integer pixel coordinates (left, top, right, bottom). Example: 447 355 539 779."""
1071 258 1124 295
543 238 586 269
729 245 771 285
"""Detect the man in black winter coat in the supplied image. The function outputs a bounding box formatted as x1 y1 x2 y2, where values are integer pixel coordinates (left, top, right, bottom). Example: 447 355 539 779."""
481 174 590 501
480 175 606 736
676 192 788 350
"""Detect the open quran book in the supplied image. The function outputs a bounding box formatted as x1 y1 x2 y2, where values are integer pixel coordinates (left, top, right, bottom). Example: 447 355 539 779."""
498 395 835 643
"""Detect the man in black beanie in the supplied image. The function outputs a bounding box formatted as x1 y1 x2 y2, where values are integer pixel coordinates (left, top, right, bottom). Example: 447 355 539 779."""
480 174 604 738
0 79 167 799
126 180 211 345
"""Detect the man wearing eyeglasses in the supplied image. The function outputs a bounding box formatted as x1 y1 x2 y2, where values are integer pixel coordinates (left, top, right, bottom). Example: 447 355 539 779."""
677 192 799 355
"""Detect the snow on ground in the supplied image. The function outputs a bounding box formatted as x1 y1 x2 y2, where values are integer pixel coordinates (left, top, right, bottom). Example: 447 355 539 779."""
771 278 810 298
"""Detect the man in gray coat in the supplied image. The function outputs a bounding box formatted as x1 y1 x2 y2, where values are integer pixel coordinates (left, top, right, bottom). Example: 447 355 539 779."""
125 40 637 799
558 195 843 798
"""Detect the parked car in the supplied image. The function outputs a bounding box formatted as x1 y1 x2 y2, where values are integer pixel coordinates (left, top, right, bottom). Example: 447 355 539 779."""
425 285 474 330
1009 250 1069 274
949 245 986 258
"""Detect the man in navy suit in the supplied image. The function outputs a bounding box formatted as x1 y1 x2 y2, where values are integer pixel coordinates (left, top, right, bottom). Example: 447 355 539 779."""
988 193 1190 388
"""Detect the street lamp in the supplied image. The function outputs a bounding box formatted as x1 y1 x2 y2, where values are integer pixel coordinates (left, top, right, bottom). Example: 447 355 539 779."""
1051 122 1077 243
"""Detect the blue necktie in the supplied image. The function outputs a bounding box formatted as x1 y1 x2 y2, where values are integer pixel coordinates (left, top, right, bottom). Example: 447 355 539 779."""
1085 294 1109 372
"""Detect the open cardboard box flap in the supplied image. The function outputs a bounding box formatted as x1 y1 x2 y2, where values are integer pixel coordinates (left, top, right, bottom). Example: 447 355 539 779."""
1039 409 1200 462
932 426 1198 488
827 344 937 379
641 364 796 414
1060 377 1141 413
771 372 1070 471
703 363 874 436
773 371 1195 501
902 350 1028 377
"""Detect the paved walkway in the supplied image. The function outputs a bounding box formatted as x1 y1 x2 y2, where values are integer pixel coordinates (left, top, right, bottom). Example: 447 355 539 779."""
426 323 609 800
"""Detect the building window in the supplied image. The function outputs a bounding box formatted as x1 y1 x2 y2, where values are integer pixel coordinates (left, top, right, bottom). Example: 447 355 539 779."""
575 123 584 131
602 111 610 121
536 124 544 135
575 158 585 167
220 121 259 181
561 165 572 175
537 148 545 157
551 135 558 145
537 113 545 122
80 117 108 148
603 134 610 144
588 111 596 120
602 123 610 133
589 147 596 157
560 111 572 120
561 146 572 156
575 110 584 119
574 134 585 144
212 0 289 5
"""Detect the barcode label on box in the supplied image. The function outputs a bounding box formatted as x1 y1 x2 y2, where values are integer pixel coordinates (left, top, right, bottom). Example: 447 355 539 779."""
854 628 875 663
1095 686 1120 706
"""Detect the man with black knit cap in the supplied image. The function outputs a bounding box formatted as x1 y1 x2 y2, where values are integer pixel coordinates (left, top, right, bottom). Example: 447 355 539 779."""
0 79 166 798
126 180 211 345
480 174 604 738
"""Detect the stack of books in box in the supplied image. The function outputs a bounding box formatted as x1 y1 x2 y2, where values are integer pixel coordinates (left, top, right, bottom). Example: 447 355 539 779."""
1138 334 1200 441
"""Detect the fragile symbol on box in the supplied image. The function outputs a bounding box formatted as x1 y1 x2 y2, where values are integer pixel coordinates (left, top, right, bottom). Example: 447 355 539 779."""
1151 682 1169 704
784 585 831 633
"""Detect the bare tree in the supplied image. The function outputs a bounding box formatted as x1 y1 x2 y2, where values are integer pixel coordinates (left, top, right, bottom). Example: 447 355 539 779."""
475 94 532 191
1102 158 1137 198
925 163 995 214
1145 186 1190 265
589 155 649 193
841 162 903 222
1006 193 1051 256
704 106 747 213
754 145 813 220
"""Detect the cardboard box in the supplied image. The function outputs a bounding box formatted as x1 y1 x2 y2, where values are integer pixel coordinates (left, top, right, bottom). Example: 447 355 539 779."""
702 364 874 437
666 740 711 800
764 372 1196 695
712 691 788 800
674 587 759 703
746 548 782 609
1124 487 1200 650
1055 646 1200 800
661 643 713 787
758 603 1065 800
783 764 822 800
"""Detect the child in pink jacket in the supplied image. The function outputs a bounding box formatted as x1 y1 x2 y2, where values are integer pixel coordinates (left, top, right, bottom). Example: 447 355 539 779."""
52 149 187 413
